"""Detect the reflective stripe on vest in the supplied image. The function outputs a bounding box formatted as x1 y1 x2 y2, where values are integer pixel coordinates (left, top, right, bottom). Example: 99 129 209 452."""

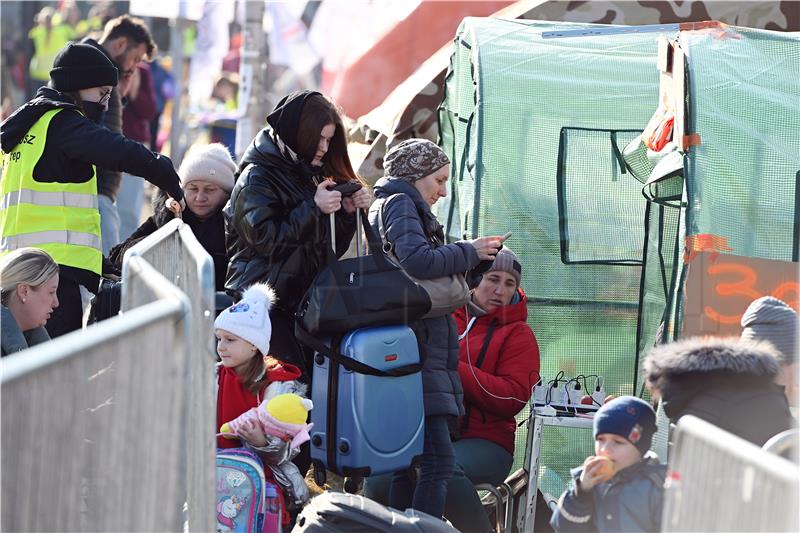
0 109 102 275
1 230 101 251
1 188 98 210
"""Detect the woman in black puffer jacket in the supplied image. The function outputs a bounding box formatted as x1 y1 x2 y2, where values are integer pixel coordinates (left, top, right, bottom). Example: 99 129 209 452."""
224 91 370 380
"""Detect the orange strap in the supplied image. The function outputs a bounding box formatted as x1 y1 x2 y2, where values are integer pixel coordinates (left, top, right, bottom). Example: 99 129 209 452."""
679 21 740 40
682 134 701 147
679 21 724 32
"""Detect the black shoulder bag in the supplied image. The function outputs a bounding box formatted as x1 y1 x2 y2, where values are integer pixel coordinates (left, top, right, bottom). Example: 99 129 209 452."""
296 209 431 336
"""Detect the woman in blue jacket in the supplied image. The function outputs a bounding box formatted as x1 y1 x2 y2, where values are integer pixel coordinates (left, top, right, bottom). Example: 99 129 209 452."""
368 138 505 519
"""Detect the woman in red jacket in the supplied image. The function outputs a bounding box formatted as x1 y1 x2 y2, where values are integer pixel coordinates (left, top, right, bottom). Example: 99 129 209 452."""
450 246 540 533
363 247 540 532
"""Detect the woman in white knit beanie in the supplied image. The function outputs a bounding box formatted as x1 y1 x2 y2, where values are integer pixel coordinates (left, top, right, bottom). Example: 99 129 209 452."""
109 143 237 291
178 142 237 218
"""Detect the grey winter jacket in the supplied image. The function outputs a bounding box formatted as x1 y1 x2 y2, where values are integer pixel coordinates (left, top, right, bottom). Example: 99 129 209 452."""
368 177 480 418
551 453 666 533
1 306 50 357
643 337 795 446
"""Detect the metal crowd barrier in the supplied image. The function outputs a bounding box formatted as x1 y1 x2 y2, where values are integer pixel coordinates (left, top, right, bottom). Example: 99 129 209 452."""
122 218 217 531
1 259 189 532
651 399 673 462
662 415 800 532
1 218 217 531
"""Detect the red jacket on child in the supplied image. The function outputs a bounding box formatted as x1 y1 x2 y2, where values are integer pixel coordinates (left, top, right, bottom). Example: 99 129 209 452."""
453 288 540 454
216 358 303 449
216 357 304 527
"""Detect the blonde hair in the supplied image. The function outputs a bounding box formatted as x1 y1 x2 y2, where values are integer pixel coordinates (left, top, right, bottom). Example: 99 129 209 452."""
0 248 59 306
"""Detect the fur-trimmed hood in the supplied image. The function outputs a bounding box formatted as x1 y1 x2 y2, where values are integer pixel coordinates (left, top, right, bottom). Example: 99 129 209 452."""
643 337 780 395
642 337 793 446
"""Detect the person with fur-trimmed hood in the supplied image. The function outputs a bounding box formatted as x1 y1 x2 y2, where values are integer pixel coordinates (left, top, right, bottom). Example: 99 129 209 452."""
643 336 795 446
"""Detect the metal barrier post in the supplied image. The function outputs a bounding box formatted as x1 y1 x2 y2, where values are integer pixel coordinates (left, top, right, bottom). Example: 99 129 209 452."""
663 415 800 532
1 261 188 532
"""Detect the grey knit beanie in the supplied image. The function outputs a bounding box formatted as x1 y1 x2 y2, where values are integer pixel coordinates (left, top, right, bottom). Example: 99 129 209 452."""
486 247 521 287
741 296 798 364
383 138 449 182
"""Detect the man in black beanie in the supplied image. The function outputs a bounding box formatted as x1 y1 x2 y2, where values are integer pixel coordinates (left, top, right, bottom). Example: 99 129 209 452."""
81 14 157 254
0 41 184 338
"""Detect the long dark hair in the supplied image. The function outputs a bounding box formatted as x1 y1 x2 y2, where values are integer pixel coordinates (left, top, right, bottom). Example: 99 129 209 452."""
237 354 289 395
294 94 360 184
238 352 267 395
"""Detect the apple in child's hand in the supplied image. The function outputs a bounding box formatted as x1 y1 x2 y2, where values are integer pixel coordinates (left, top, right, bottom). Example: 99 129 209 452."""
584 455 615 482
594 456 615 482
580 395 594 405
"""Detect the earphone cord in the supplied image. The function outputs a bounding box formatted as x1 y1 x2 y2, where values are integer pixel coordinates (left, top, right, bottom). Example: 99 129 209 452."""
460 304 528 405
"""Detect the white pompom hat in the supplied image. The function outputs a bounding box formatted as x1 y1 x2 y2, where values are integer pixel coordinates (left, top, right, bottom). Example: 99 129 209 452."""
214 283 276 355
178 142 237 193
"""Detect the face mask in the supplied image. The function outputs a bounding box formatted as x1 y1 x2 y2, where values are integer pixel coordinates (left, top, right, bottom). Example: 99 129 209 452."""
81 101 105 123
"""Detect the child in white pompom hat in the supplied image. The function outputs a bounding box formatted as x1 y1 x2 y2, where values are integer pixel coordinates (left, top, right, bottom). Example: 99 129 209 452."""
214 282 311 515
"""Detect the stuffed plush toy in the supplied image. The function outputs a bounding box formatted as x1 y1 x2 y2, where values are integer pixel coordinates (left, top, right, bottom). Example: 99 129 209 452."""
219 393 313 449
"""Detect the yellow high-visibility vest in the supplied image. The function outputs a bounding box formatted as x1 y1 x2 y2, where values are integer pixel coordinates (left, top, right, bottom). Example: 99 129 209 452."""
0 109 102 275
28 24 76 81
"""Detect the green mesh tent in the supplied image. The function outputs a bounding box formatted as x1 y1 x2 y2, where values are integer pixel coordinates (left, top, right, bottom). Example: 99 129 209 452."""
437 17 799 498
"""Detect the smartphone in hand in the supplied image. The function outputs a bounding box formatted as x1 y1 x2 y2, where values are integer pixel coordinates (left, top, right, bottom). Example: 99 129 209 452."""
330 181 363 197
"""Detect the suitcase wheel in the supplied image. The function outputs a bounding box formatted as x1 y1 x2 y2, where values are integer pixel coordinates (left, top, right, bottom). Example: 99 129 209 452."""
343 476 362 494
313 463 327 487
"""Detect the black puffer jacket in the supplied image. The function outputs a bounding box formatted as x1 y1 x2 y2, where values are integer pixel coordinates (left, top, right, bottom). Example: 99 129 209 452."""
643 337 795 446
223 128 355 313
109 190 228 291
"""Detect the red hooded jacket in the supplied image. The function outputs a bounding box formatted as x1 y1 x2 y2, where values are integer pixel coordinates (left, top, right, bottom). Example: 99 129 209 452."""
216 357 302 527
216 357 303 449
453 288 540 454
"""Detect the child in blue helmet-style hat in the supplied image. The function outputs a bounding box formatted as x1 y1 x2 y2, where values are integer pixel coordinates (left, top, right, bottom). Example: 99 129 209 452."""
551 396 667 532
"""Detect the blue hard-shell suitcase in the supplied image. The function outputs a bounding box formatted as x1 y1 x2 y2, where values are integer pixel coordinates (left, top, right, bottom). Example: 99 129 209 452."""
310 324 424 481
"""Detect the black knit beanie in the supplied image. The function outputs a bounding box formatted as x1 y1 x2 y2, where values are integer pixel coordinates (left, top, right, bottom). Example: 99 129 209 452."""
49 43 119 92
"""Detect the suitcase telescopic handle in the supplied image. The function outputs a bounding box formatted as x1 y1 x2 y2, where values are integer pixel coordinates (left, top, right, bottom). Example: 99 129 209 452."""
329 208 365 257
330 212 336 254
